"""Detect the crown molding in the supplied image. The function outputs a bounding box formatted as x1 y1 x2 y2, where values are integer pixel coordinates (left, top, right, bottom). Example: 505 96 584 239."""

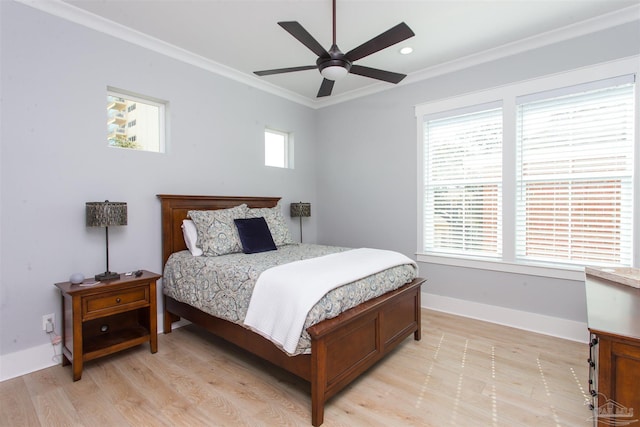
297 3 640 108
402 3 640 88
15 0 640 109
14 0 317 108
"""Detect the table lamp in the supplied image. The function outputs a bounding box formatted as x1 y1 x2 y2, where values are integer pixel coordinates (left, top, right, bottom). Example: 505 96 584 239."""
290 202 311 243
86 200 127 280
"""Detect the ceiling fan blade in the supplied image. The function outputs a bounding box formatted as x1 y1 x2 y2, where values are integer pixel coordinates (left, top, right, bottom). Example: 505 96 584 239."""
345 22 415 62
349 65 407 84
278 21 330 58
317 79 335 97
254 65 317 76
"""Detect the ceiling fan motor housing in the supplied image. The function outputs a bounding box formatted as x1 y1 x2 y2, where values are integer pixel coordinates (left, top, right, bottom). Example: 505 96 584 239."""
317 45 352 75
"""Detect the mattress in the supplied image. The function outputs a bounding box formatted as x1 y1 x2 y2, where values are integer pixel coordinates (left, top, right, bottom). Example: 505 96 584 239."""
162 243 417 354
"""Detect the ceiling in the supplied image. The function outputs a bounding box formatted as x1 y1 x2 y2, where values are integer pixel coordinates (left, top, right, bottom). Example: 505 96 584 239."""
32 1 640 106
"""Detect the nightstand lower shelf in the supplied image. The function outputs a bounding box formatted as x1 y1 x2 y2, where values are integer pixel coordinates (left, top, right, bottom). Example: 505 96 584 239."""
83 326 151 360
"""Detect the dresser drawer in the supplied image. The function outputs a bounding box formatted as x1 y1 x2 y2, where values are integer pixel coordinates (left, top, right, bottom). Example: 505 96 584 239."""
82 286 149 320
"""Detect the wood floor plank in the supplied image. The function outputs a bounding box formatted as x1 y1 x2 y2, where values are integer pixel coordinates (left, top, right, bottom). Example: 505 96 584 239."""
0 377 40 426
0 309 594 426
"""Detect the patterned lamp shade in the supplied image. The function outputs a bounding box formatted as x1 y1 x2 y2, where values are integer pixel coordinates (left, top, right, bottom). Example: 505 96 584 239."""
86 200 127 281
290 202 311 218
86 201 128 227
290 202 310 243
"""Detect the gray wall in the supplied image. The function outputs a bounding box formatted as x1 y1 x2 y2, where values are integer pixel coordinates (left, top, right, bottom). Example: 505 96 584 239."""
315 21 640 323
0 2 317 356
1 0 638 366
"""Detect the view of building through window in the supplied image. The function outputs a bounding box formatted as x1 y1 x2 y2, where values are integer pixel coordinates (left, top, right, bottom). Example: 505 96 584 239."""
107 89 165 153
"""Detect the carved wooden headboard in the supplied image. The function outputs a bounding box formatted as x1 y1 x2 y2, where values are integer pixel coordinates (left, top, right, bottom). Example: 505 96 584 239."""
156 194 281 267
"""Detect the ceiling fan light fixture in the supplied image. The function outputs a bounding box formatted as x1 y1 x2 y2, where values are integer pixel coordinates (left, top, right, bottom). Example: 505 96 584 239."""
320 65 349 80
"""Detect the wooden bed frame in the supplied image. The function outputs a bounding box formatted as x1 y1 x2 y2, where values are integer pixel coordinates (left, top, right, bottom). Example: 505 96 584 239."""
157 194 425 426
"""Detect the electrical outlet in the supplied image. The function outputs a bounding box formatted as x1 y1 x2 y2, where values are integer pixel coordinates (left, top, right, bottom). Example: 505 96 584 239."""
42 313 54 332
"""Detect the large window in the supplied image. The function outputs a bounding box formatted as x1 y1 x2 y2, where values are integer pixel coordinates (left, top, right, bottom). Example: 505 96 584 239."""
107 87 166 153
417 59 638 276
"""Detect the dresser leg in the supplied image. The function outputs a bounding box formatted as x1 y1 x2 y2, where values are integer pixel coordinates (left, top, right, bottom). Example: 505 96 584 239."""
72 361 83 381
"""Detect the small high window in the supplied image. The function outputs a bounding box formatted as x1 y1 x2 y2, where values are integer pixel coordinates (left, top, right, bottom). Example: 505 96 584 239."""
265 128 292 168
107 88 166 152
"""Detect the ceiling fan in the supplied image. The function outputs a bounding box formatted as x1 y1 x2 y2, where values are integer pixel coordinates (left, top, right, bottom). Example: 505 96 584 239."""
254 0 415 97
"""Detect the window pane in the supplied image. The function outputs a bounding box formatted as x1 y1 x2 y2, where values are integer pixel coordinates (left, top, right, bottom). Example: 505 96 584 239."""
265 129 289 168
516 81 634 266
423 106 502 257
107 89 165 153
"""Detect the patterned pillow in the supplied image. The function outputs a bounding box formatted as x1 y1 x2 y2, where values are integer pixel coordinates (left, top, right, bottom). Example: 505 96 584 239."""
246 201 293 246
188 204 249 256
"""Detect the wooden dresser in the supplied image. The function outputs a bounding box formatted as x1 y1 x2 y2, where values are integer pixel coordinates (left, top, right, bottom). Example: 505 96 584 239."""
585 271 640 426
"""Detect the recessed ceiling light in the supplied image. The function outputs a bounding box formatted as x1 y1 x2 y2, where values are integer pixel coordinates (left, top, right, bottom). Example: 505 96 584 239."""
399 46 413 55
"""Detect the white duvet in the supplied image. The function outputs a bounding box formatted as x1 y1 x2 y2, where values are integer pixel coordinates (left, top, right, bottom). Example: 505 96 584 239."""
243 248 416 354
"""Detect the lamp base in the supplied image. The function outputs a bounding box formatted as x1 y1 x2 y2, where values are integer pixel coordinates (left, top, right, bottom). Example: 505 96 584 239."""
95 271 120 281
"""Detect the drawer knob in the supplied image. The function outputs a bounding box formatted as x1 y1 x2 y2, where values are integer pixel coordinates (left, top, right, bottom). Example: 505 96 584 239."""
116 297 121 303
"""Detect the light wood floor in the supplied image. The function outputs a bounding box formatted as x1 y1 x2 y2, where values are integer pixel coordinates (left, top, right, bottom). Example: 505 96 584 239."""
0 309 593 426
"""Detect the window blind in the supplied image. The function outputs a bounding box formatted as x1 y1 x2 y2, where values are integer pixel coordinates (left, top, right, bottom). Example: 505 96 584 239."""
423 103 502 257
515 77 634 266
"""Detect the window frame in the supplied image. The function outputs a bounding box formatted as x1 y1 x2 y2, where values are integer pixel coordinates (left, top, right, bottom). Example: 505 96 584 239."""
415 57 639 280
422 101 504 259
264 127 293 169
514 77 634 267
107 87 166 153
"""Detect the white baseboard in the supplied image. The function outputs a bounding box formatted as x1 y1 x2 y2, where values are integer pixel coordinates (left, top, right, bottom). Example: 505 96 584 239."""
1 297 588 382
0 342 62 382
0 313 170 383
421 292 589 343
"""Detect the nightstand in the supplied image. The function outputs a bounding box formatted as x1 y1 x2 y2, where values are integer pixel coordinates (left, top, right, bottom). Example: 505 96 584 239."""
54 270 161 381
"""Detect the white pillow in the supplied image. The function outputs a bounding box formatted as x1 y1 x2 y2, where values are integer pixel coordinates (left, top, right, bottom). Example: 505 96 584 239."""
181 219 203 256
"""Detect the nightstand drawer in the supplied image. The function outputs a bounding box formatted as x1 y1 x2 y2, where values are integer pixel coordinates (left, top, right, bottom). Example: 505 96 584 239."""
83 286 149 319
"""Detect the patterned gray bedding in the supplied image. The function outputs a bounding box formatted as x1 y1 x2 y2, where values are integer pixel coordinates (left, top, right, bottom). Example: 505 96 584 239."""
162 243 417 354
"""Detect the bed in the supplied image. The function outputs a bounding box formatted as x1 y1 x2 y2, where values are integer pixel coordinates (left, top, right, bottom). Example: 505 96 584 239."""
158 194 426 426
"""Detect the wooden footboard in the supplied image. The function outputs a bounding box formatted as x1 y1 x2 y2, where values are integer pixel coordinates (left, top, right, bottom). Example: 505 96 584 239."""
307 278 422 426
157 194 425 426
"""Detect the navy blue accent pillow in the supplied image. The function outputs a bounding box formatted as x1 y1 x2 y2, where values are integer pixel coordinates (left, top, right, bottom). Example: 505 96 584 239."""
234 217 277 254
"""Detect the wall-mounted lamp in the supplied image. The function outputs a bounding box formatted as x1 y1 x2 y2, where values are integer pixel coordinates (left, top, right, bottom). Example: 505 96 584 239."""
290 202 311 243
86 200 127 280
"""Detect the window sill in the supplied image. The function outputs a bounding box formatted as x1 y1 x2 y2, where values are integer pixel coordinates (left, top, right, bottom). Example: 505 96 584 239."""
416 253 586 281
